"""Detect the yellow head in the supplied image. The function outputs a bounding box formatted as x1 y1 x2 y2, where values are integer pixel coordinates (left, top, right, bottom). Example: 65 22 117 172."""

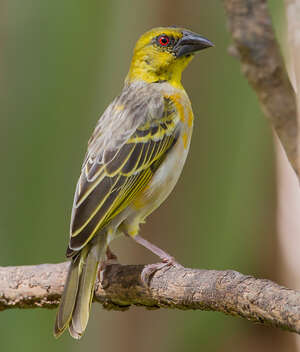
126 27 213 88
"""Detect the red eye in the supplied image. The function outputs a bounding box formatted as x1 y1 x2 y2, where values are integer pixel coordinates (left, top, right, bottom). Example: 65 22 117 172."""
158 35 170 46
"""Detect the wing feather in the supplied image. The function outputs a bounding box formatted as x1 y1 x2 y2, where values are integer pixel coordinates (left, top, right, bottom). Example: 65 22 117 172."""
67 84 181 254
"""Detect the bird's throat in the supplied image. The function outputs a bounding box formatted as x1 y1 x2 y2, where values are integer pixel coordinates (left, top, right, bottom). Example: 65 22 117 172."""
126 57 185 89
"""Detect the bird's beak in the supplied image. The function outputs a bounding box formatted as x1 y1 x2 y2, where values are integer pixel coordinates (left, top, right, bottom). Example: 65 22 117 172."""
174 31 214 58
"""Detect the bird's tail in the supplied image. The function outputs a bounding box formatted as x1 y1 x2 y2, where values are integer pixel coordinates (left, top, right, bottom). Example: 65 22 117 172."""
54 234 107 339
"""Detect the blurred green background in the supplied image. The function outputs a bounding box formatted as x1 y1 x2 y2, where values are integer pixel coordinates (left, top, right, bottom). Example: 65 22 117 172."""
0 1 294 351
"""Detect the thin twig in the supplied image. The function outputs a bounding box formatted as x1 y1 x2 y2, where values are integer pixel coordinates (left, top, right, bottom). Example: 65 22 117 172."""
0 262 300 334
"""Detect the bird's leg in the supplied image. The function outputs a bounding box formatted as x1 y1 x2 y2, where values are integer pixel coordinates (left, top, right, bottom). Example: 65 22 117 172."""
131 234 182 286
98 246 119 287
105 246 118 262
132 235 175 262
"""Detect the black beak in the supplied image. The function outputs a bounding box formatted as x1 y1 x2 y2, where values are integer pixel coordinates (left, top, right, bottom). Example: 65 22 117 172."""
174 31 214 58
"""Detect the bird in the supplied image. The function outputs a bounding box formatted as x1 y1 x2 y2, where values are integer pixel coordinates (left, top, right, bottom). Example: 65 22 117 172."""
54 26 213 339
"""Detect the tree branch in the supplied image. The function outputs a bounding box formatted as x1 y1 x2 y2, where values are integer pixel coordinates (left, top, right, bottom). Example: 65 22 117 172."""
285 0 300 93
223 0 299 179
0 262 300 334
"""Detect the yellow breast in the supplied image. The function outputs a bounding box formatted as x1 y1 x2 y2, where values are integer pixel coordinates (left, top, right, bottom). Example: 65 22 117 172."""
132 92 193 215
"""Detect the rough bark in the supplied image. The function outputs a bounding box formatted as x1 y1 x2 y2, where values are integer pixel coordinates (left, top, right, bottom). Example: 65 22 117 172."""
0 262 300 335
223 0 299 179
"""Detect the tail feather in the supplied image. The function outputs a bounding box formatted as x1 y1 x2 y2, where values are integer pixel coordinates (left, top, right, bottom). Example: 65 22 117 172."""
54 255 82 338
54 234 107 339
69 244 100 338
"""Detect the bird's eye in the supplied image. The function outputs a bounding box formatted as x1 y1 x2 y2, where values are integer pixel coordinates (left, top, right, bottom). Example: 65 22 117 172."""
158 35 170 46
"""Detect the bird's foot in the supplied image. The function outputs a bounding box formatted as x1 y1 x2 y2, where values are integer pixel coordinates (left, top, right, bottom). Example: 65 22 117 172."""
105 246 118 262
141 257 182 287
98 247 119 288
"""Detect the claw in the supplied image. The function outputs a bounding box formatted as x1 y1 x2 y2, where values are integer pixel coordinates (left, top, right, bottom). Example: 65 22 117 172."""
97 247 119 288
129 234 182 287
141 258 181 287
106 246 118 262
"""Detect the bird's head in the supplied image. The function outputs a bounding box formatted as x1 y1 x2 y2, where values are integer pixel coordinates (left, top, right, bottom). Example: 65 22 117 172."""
126 27 213 88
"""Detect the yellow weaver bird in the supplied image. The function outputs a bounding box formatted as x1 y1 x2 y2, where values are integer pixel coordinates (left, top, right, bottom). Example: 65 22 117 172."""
54 26 213 339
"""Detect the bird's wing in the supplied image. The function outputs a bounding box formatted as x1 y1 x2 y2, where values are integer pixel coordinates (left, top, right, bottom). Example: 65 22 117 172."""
68 85 181 254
